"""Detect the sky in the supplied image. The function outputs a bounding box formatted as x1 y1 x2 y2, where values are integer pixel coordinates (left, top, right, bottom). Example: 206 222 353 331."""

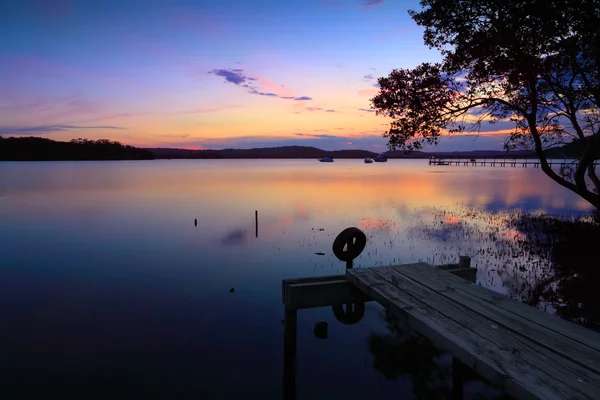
0 0 511 151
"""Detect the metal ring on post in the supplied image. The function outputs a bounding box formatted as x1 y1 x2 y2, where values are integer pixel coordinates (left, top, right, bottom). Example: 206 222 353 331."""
332 302 366 325
332 227 367 263
331 227 367 325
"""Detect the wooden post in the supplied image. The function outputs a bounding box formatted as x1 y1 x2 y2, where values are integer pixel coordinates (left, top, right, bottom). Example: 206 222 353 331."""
283 308 297 400
255 210 258 238
452 357 464 400
458 256 471 269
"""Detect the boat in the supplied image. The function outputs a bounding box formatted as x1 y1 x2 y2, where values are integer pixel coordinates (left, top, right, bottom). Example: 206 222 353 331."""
374 155 388 162
470 158 476 162
364 158 374 163
319 157 334 162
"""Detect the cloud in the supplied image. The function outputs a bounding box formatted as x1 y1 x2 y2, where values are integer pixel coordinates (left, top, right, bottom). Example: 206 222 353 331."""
364 73 375 81
358 88 379 97
164 106 239 115
251 73 295 98
249 89 279 97
362 0 385 7
358 108 376 113
326 109 336 112
372 83 381 88
0 125 125 135
318 0 385 9
294 133 337 139
72 113 142 123
209 69 255 85
210 68 312 100
306 107 323 111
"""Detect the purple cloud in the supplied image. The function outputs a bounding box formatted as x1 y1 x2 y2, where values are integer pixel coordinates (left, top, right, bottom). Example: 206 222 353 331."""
248 89 278 97
0 125 125 135
210 68 312 100
362 0 385 7
364 73 375 81
209 69 256 85
326 109 336 112
358 108 375 113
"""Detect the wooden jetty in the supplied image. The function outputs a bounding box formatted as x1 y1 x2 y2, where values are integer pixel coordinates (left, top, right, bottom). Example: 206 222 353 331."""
428 157 600 168
282 260 600 399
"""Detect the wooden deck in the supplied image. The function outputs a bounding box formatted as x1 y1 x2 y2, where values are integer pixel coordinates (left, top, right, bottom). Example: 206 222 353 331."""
346 263 600 400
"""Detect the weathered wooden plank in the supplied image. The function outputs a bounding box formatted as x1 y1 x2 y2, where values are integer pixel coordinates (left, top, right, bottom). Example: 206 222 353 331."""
282 274 344 302
347 267 600 400
373 266 600 398
282 276 372 310
393 263 600 354
392 264 600 375
440 267 477 283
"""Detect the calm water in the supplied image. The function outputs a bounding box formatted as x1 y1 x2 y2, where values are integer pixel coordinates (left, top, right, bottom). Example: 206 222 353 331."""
0 159 591 399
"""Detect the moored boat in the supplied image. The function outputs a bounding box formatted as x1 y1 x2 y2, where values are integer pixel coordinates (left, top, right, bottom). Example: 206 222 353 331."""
319 156 334 162
364 158 374 163
374 155 388 162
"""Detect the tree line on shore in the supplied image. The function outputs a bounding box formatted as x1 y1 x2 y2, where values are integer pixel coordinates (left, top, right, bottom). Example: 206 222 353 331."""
0 136 154 161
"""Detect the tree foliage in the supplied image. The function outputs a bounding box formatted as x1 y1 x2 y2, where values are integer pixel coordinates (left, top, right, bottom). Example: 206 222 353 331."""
0 137 154 161
371 0 600 209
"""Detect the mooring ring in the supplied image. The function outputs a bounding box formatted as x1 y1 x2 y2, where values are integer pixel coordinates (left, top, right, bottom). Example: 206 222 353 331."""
332 302 366 325
332 227 367 262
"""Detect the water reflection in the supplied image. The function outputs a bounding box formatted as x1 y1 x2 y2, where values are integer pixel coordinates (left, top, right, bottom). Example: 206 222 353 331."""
0 159 595 398
369 310 512 400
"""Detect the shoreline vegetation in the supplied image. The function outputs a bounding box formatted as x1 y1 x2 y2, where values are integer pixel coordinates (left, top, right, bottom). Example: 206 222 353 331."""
1 135 589 161
0 137 153 161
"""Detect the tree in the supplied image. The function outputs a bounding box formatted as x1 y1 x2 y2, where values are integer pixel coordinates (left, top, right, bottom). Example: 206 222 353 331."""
371 0 600 209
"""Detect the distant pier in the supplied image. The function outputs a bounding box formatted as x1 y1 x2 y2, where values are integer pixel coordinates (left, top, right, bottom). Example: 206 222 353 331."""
428 157 600 168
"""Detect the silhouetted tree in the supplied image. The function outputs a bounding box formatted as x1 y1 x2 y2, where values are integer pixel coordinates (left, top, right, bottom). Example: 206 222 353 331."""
371 0 600 210
0 137 153 161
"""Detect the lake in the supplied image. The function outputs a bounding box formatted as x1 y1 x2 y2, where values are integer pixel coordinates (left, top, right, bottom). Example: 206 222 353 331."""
0 159 592 399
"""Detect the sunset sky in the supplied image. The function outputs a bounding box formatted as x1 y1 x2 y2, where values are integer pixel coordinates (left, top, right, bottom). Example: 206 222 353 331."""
0 0 511 151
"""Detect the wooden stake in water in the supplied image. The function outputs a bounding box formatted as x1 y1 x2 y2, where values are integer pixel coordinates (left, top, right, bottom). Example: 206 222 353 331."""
255 210 258 238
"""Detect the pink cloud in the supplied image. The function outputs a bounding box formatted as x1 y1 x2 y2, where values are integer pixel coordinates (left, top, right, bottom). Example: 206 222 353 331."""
358 88 379 97
249 73 295 98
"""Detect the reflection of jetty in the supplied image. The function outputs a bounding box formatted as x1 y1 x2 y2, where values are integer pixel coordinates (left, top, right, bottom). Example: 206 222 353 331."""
281 229 600 400
428 157 600 168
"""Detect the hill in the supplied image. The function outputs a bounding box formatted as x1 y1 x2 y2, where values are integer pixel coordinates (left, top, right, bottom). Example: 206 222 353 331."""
147 145 379 159
148 145 542 159
0 136 154 161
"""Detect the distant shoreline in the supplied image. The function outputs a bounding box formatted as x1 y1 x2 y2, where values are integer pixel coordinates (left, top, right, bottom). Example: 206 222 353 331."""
3 136 583 161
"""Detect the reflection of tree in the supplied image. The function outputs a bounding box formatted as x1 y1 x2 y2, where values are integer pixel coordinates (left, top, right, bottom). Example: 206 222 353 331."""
369 310 513 400
512 214 600 332
368 310 452 398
